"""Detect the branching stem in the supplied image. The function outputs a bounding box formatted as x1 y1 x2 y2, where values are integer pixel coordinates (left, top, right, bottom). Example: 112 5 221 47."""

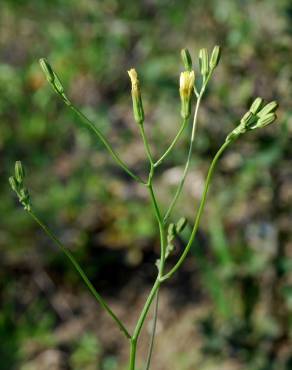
161 140 231 281
27 209 131 340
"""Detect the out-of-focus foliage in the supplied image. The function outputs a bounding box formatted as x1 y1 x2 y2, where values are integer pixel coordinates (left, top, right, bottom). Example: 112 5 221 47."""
0 0 291 369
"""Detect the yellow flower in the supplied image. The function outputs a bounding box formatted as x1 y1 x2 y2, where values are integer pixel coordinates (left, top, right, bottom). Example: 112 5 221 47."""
128 68 144 124
179 71 195 119
179 71 195 100
128 68 140 96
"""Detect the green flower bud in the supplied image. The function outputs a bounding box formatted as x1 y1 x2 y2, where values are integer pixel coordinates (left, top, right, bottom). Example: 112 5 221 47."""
256 113 277 128
39 58 65 95
240 111 254 126
39 58 54 83
257 101 278 118
249 97 264 115
176 217 187 233
128 68 144 125
19 188 31 211
167 223 176 243
168 223 176 235
199 48 209 76
165 243 175 259
15 161 25 183
9 176 18 192
19 187 29 201
181 48 192 71
209 45 221 70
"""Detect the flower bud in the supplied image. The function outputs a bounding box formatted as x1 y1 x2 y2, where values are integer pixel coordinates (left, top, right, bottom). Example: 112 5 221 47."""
256 113 277 128
199 48 209 76
249 97 264 115
9 176 18 192
39 58 54 83
257 101 278 118
19 188 31 211
176 217 187 233
39 58 65 95
15 161 25 183
128 68 144 125
168 223 176 239
165 243 175 259
181 48 192 71
209 45 221 70
240 111 254 126
179 71 195 119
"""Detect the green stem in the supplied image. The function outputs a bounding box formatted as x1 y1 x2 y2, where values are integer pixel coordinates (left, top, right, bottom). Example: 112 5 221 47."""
154 118 189 167
68 103 144 184
127 124 165 369
128 280 161 370
140 125 154 165
129 338 137 370
144 291 159 370
134 279 161 341
28 209 131 340
163 96 201 223
160 140 230 281
163 74 212 223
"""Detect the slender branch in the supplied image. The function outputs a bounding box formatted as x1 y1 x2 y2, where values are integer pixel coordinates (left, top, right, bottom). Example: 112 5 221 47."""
163 96 201 222
154 117 189 167
70 104 144 183
140 125 154 165
28 209 131 340
128 124 166 370
160 140 230 281
134 279 161 341
68 104 145 184
144 291 159 370
163 73 212 223
128 280 160 370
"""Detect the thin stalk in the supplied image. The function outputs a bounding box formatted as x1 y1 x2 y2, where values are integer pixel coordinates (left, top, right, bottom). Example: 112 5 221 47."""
160 140 230 281
154 118 189 167
129 339 137 370
68 103 145 184
140 125 154 165
140 123 165 267
144 291 159 370
148 182 166 274
28 209 131 340
128 280 161 370
163 95 201 222
163 74 212 223
133 279 161 341
128 123 166 370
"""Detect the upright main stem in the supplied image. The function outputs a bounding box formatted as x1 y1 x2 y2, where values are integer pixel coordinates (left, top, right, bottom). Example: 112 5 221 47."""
144 290 160 370
128 78 213 369
128 126 166 370
129 279 161 370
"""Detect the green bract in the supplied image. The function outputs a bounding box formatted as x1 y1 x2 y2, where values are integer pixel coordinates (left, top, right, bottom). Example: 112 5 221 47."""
181 48 193 71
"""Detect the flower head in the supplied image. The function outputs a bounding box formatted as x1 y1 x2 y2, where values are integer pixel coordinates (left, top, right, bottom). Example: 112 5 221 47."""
128 68 140 95
128 68 144 124
179 71 195 100
226 98 279 143
179 71 195 119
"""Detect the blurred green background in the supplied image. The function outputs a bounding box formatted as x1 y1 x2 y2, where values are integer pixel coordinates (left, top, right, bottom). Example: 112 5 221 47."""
0 0 291 369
